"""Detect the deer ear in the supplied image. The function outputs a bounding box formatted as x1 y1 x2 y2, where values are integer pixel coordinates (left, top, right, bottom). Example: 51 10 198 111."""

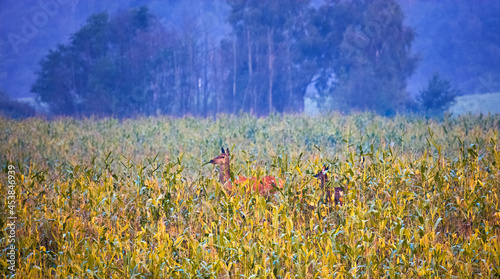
226 148 230 156
221 147 225 154
322 166 329 175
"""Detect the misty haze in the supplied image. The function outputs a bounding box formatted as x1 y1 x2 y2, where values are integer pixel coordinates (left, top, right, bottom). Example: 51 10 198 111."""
1 0 499 117
2 1 500 278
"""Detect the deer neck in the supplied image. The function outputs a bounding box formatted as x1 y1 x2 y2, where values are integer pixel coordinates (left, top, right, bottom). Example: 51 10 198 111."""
321 175 329 189
219 160 231 184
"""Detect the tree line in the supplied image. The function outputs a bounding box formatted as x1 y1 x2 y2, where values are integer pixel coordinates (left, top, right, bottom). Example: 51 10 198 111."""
31 0 418 118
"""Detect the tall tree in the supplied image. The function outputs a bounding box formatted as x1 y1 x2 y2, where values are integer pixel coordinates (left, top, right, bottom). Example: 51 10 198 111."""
309 0 418 115
417 73 460 115
32 7 170 117
333 0 418 114
227 0 312 115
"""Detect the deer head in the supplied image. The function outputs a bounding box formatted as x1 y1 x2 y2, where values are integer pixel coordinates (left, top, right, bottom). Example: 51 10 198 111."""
314 165 344 205
210 147 231 185
210 147 230 165
314 165 329 189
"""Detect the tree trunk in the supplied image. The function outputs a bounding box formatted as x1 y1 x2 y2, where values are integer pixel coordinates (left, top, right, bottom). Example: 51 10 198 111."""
173 50 181 116
267 28 274 114
243 29 253 113
285 31 293 111
232 38 237 114
202 32 208 116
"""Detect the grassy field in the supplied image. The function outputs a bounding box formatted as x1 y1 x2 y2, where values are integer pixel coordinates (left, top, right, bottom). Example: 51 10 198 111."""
1 113 499 278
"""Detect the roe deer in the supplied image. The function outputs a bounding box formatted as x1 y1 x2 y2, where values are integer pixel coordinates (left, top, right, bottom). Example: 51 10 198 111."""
209 147 284 195
314 165 344 206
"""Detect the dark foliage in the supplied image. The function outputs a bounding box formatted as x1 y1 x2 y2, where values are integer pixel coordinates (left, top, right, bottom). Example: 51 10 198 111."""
417 73 460 115
31 7 170 118
331 0 419 115
30 1 419 118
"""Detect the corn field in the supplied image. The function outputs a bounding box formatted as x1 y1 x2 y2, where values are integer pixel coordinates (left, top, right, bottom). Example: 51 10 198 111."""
1 113 499 278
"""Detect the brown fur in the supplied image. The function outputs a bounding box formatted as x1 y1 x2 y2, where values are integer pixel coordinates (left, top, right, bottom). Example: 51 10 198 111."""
314 165 344 206
210 147 283 195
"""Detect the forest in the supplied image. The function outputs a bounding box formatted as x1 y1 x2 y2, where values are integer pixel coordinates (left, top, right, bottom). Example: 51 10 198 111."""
1 0 498 118
27 0 415 117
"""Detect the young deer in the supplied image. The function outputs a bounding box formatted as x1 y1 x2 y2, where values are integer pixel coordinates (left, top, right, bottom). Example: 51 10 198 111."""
314 165 344 206
209 147 284 195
